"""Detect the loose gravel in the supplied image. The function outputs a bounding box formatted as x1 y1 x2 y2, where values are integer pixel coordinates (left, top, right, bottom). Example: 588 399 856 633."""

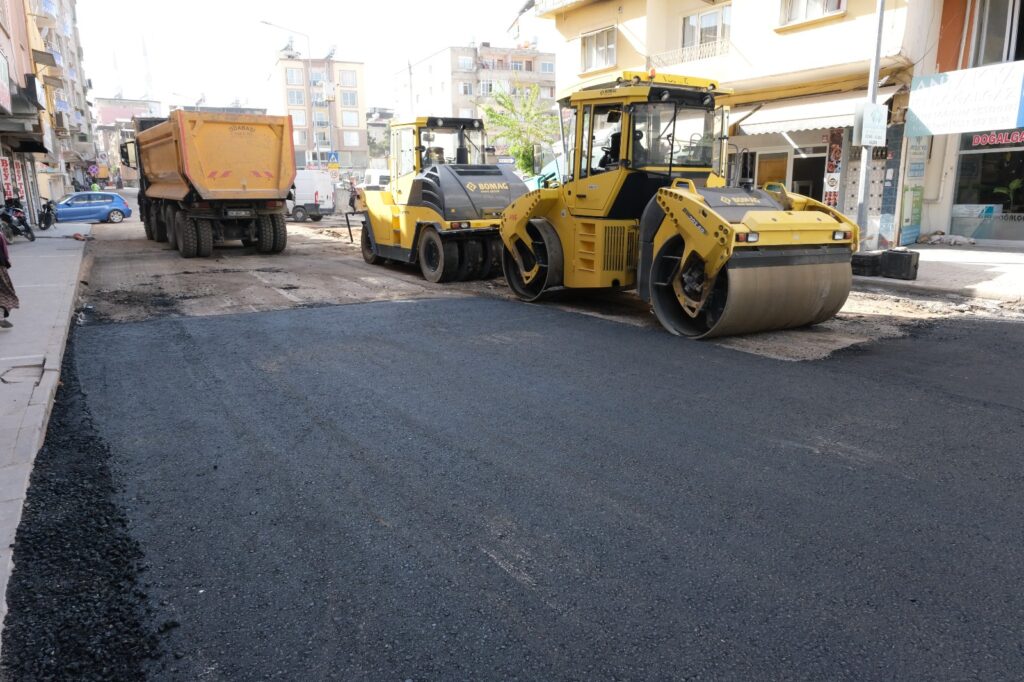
1 333 161 680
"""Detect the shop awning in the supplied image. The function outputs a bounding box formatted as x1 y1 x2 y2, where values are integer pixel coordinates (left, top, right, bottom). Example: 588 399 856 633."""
735 86 900 135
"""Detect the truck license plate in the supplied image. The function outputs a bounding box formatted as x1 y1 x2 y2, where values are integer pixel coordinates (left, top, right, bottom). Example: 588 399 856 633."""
227 209 253 217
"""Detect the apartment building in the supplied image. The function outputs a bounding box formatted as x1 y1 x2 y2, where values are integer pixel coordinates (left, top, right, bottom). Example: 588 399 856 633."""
27 0 96 201
272 44 369 173
534 0 937 248
396 43 557 122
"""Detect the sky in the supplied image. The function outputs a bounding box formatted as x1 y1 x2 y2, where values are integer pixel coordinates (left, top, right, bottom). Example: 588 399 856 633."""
76 0 560 112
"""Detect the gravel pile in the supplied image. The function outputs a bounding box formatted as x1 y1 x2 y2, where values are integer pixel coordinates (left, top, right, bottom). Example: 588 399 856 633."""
1 334 160 680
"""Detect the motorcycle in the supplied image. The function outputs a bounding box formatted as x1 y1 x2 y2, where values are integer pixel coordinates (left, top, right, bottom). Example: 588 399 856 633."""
1 200 35 242
37 197 55 230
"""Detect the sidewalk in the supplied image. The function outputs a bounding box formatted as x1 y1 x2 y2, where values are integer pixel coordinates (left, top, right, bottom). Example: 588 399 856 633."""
0 222 91 628
853 244 1024 303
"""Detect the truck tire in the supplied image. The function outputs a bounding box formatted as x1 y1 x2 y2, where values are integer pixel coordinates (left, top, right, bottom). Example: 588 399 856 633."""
271 215 287 253
177 215 199 258
256 215 275 253
291 206 308 222
196 219 214 257
166 207 179 250
310 215 323 222
151 205 167 242
143 212 154 240
418 227 458 283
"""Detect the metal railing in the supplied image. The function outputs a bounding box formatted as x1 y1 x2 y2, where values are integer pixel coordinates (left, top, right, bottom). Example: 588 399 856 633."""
650 38 730 68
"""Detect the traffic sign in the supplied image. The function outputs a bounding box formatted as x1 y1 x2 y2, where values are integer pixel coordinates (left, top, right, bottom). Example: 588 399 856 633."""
327 151 340 164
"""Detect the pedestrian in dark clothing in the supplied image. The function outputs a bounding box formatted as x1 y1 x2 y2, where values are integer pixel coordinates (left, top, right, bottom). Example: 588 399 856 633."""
0 230 18 328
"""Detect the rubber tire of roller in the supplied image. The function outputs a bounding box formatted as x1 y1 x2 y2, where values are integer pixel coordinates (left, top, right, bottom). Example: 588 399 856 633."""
361 228 382 264
178 215 199 259
456 239 485 281
271 214 288 253
196 219 214 257
256 215 275 253
418 228 458 283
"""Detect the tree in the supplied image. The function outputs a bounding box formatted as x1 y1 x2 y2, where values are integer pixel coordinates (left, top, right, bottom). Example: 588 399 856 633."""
482 84 559 175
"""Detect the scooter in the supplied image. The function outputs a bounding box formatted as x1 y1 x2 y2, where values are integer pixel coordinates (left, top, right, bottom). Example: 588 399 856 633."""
1 201 35 242
37 198 55 230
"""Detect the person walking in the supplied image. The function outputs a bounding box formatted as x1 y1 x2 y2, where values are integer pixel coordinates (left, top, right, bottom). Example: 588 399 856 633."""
0 229 18 329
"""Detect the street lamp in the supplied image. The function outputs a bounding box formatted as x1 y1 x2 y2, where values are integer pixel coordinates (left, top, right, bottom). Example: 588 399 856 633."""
261 19 321 168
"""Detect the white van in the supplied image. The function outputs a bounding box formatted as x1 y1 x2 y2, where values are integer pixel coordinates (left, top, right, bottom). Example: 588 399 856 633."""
359 169 391 191
287 169 335 222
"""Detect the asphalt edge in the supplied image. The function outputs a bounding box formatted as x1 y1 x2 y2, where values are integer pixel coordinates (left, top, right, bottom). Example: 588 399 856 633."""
0 228 94 643
852 275 1024 304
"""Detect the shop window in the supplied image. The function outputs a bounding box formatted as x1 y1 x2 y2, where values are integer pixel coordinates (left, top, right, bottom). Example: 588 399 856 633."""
954 133 1024 239
581 27 616 73
781 0 844 24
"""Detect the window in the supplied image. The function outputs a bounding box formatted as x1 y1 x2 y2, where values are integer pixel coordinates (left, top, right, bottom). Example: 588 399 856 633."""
343 131 360 147
396 127 416 175
314 111 328 126
316 130 330 145
971 0 1024 65
341 111 359 127
287 89 305 106
310 68 326 84
561 105 577 182
293 129 307 146
512 60 524 71
458 55 474 70
541 61 555 74
781 0 844 24
459 107 475 118
581 27 616 72
340 90 357 107
683 4 731 51
525 61 533 72
289 109 306 126
286 67 303 85
581 104 622 177
460 81 473 95
541 86 556 98
339 69 357 86
479 80 494 95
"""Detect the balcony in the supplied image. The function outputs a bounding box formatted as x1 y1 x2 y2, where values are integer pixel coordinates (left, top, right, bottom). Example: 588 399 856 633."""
32 0 58 28
534 0 598 17
650 38 730 68
314 120 330 128
44 44 64 68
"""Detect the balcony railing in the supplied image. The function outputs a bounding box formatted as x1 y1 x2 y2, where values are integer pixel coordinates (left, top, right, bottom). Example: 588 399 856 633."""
650 38 730 68
534 0 597 17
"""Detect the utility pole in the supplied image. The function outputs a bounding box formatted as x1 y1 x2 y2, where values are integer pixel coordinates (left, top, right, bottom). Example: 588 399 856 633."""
855 0 886 247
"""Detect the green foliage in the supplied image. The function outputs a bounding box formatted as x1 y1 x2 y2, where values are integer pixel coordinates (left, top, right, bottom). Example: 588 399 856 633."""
994 177 1023 207
482 84 559 175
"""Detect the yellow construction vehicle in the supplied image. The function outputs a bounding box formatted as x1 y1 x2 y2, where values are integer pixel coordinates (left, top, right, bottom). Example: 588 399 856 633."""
358 117 528 282
500 72 859 338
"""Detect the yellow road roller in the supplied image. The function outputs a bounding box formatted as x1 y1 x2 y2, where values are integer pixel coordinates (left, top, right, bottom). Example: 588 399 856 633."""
358 117 529 282
500 72 859 338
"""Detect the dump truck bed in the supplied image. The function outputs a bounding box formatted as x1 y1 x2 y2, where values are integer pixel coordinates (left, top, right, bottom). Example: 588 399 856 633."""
136 110 296 201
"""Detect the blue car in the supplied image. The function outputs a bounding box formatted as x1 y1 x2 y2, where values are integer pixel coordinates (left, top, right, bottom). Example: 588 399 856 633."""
55 191 133 224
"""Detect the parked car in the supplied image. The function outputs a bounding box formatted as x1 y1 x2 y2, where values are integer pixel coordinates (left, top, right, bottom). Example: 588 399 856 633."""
55 192 132 224
286 169 334 222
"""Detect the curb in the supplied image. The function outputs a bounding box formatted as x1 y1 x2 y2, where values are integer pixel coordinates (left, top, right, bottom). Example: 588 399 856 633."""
852 275 1024 304
0 225 94 642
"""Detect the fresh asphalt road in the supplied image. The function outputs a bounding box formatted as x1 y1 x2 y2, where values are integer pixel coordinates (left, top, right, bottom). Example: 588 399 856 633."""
61 298 1024 678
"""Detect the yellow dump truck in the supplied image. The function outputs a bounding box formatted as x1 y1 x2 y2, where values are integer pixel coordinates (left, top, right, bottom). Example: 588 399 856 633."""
121 110 296 258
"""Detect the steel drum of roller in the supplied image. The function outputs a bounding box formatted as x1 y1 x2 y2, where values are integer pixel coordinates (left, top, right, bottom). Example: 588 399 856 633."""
650 238 853 339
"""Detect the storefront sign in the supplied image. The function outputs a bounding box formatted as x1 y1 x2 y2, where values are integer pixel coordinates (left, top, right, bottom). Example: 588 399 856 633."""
823 128 844 208
907 61 1024 137
969 130 1024 147
0 158 14 199
900 137 929 245
13 160 25 200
